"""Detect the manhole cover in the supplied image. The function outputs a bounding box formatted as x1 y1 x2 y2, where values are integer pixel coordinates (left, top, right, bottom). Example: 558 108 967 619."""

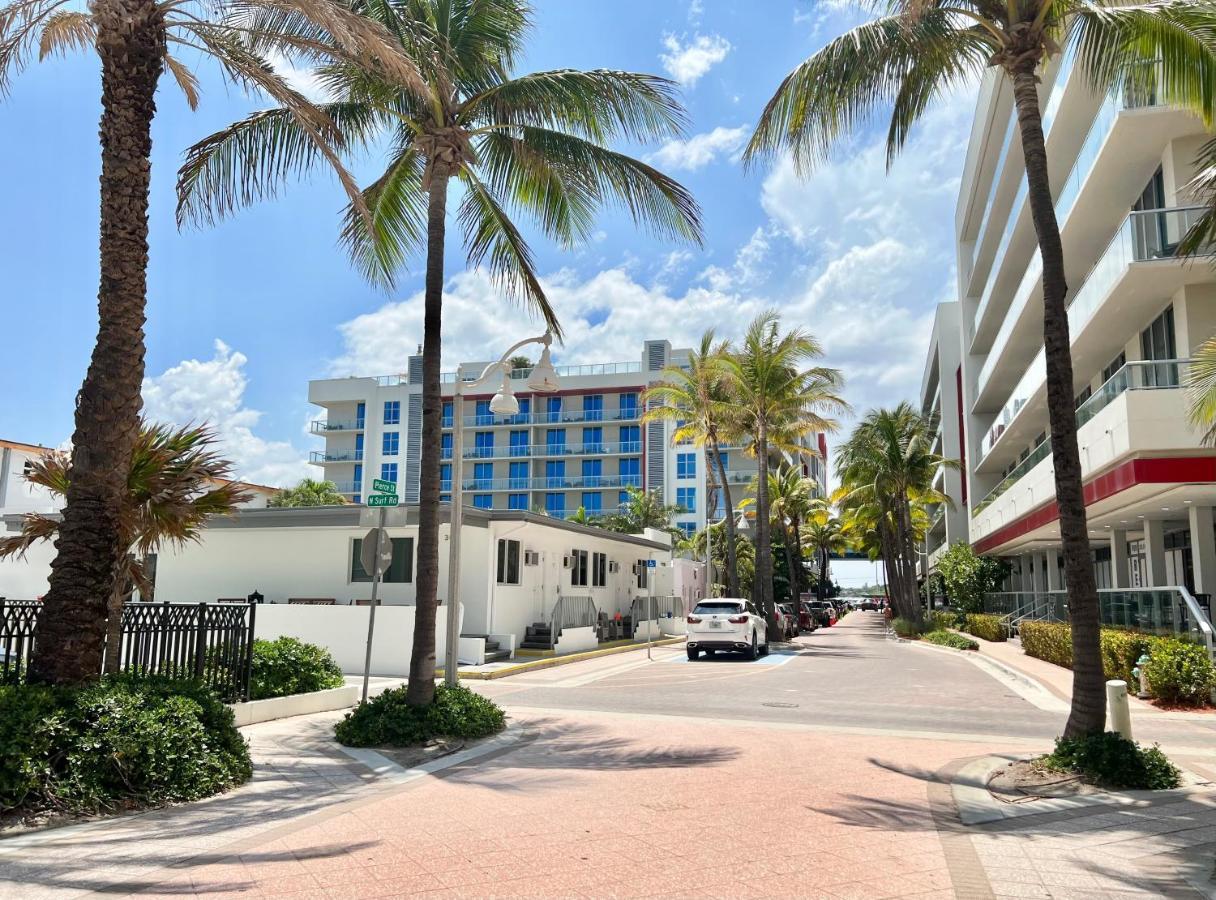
762 701 799 708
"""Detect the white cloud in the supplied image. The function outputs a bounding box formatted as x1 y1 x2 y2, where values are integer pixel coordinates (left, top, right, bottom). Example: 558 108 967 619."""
142 340 312 488
265 50 331 104
688 0 704 22
647 125 748 171
660 33 731 86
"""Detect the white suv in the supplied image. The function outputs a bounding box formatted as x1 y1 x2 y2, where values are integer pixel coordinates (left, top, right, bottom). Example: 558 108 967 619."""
686 599 768 661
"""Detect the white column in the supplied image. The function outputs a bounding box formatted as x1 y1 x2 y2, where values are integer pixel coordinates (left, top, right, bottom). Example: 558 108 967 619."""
1189 505 1216 596
1018 556 1032 592
1045 548 1062 591
1032 553 1048 593
1110 529 1130 589
1143 519 1168 587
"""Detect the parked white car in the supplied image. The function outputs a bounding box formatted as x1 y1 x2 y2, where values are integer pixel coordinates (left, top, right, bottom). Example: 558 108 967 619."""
686 598 768 661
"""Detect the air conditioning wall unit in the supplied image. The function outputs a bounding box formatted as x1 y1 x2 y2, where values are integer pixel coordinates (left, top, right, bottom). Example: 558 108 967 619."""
608 561 619 573
523 550 539 566
562 555 573 568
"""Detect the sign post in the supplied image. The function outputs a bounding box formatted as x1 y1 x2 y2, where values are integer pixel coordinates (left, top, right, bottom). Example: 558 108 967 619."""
359 497 395 703
646 557 657 660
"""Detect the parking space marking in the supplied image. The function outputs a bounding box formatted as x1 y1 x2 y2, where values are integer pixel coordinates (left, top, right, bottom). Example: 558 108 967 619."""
665 649 800 667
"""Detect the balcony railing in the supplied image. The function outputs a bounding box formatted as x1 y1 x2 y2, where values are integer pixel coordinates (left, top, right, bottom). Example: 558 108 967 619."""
452 407 642 428
309 450 363 463
461 441 643 459
310 419 365 434
973 359 1190 516
460 474 644 491
330 481 360 493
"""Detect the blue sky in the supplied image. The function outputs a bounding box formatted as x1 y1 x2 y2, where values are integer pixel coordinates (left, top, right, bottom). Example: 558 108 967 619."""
0 0 976 584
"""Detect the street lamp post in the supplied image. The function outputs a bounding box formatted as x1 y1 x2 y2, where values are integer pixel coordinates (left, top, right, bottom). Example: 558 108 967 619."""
444 331 560 687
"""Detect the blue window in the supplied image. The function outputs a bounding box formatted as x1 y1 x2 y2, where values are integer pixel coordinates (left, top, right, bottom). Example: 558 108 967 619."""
546 396 562 423
583 394 603 422
714 492 727 519
353 495 361 505
441 433 453 460
474 463 493 488
474 431 494 458
582 426 603 452
717 451 728 472
620 457 640 487
473 494 493 510
382 431 399 456
353 463 363 488
618 392 638 419
354 433 364 461
475 399 492 425
508 493 528 510
442 401 453 428
582 492 602 513
509 430 529 456
545 492 565 516
546 428 566 453
380 463 398 484
620 425 640 453
514 397 531 425
618 491 630 507
675 419 691 444
383 401 400 425
509 461 529 489
545 460 565 487
440 463 451 492
676 452 696 479
582 458 602 484
677 521 696 537
356 402 366 429
676 486 696 512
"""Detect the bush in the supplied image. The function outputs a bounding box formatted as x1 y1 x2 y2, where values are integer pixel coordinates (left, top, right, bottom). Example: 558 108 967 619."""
936 543 1010 614
1040 732 1181 790
923 630 979 651
962 613 1007 642
1143 639 1216 706
335 684 506 747
930 610 960 631
0 675 251 815
891 617 931 638
1099 630 1158 686
250 637 345 700
1018 620 1074 668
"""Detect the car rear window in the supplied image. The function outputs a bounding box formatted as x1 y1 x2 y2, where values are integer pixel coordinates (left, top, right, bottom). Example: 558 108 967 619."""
693 601 743 614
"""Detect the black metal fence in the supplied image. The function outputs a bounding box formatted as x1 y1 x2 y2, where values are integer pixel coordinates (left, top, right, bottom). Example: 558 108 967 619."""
0 599 255 702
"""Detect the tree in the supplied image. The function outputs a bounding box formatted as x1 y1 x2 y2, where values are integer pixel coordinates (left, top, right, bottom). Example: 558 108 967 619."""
803 502 848 605
507 355 532 373
643 330 742 596
744 0 1216 741
937 542 1012 615
269 479 348 508
0 423 250 673
718 311 845 632
1187 334 1216 445
762 466 815 605
690 521 756 597
1 0 420 687
595 486 685 539
180 0 702 707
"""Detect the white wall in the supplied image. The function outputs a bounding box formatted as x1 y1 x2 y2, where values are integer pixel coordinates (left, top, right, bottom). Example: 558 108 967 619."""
0 538 54 599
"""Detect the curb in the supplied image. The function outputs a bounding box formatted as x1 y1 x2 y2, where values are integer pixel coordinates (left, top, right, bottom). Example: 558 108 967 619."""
452 636 686 679
334 719 526 783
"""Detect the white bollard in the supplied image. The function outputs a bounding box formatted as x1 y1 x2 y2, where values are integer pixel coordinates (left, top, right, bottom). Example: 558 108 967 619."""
1107 679 1133 741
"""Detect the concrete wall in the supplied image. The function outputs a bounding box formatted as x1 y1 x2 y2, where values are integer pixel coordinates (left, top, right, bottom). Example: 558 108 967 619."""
0 538 54 599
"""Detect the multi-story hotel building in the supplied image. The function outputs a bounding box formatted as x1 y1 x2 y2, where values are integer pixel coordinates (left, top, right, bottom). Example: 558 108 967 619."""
925 50 1216 600
309 339 829 535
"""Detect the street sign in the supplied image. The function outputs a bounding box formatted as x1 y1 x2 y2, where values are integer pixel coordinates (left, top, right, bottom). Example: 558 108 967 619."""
360 527 393 576
372 478 397 494
367 493 399 508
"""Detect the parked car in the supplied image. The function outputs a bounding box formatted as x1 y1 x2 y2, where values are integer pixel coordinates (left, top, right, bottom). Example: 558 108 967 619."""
686 599 769 660
806 600 837 627
798 602 820 633
858 598 879 611
776 603 799 639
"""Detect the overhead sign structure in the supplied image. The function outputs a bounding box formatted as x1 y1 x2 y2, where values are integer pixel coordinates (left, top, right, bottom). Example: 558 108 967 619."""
367 493 399 508
372 478 397 494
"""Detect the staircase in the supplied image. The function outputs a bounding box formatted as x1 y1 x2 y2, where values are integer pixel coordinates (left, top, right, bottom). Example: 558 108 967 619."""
519 622 554 653
482 636 511 663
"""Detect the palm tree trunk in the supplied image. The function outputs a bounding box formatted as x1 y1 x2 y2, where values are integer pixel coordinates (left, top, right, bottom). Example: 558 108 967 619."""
102 561 131 675
899 499 921 624
781 524 798 611
789 516 803 603
1010 67 1104 738
817 545 828 603
28 0 163 686
703 447 718 591
712 443 740 596
405 171 451 707
754 426 778 632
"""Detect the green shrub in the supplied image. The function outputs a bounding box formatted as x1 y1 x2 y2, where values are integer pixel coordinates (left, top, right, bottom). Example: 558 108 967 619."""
250 637 345 700
891 617 930 638
335 684 506 747
0 675 251 815
962 613 1007 642
1099 630 1159 686
1018 622 1185 692
1018 620 1074 668
1040 732 1180 790
1143 639 1216 706
930 610 960 631
923 630 979 651
936 543 1011 614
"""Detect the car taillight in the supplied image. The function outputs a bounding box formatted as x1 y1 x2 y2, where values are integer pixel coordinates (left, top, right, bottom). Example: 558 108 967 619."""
687 615 702 623
728 615 748 624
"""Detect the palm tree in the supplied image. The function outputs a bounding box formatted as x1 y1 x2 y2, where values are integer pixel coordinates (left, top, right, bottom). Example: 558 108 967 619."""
804 501 848 605
762 466 815 606
1187 335 1216 444
691 521 757 597
643 330 742 596
596 486 686 539
179 0 702 707
0 0 421 687
719 312 846 632
744 0 1216 740
0 423 250 674
269 478 349 507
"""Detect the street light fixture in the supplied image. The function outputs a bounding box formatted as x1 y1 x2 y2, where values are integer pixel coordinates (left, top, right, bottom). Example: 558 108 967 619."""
444 330 560 686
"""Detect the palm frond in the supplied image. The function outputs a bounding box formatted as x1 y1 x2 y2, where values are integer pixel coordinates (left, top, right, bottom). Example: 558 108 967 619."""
338 139 427 286
0 0 71 94
36 8 91 59
1188 335 1216 445
164 51 200 109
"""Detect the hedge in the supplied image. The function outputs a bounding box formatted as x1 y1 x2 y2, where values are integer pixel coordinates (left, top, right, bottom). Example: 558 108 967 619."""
962 613 1007 643
250 636 345 700
923 630 979 651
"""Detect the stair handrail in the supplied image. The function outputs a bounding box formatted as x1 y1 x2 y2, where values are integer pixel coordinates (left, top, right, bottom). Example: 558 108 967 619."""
550 595 597 647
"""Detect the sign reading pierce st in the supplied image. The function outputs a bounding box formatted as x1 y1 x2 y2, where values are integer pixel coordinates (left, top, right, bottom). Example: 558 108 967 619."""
367 493 399 507
372 478 397 494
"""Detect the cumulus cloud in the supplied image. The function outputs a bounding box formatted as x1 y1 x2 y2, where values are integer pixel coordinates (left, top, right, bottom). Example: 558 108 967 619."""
647 125 748 171
142 341 312 488
660 33 731 85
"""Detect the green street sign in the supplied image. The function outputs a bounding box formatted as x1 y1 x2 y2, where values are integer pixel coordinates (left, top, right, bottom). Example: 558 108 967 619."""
367 493 399 507
372 478 397 494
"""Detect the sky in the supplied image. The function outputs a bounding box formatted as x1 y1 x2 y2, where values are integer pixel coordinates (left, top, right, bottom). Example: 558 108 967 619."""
0 0 977 585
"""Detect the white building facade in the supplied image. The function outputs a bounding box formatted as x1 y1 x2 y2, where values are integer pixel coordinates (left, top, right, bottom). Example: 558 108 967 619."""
309 339 829 536
930 52 1216 605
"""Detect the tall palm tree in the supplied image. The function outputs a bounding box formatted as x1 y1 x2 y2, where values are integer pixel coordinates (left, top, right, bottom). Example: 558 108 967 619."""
643 330 742 596
719 311 846 631
269 478 349 507
0 423 250 673
179 0 703 707
690 520 756 597
804 501 848 604
762 466 814 606
744 0 1216 739
0 0 419 686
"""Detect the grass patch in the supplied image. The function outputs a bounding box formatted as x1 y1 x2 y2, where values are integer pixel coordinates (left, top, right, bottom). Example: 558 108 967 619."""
922 630 978 651
335 684 506 747
1038 732 1181 791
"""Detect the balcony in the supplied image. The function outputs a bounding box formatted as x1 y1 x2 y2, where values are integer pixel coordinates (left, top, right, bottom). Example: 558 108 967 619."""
451 407 642 428
460 475 644 491
309 419 365 434
330 481 360 494
979 206 1208 465
309 450 363 464
461 440 644 459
